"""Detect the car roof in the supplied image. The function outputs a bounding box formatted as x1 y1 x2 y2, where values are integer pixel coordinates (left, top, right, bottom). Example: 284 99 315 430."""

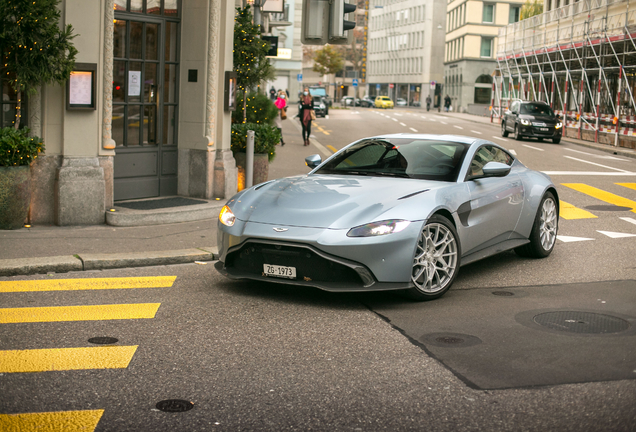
368 133 483 145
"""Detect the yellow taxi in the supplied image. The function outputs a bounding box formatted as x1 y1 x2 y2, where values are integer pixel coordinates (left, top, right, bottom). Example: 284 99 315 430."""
374 96 394 109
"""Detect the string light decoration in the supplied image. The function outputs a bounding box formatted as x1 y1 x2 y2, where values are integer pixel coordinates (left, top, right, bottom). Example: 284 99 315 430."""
0 0 78 130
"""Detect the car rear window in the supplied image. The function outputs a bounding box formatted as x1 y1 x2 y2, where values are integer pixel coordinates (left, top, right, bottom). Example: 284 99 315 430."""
314 138 470 182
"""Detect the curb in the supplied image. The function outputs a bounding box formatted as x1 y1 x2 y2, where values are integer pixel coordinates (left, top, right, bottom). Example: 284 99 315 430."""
0 247 219 277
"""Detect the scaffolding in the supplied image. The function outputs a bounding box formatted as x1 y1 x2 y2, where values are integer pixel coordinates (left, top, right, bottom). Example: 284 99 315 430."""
493 0 636 147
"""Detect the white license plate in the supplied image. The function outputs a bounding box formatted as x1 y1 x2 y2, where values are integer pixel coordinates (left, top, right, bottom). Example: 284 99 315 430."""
263 264 296 279
540 127 549 131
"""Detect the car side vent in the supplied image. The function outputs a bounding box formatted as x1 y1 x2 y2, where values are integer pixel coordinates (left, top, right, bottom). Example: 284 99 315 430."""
398 189 430 200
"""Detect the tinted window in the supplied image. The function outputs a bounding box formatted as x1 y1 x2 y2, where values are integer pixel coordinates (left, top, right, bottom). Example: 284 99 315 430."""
521 103 554 116
315 139 470 182
469 145 514 178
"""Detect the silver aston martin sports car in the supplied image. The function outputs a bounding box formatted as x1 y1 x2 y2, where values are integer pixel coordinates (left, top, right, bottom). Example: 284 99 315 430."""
215 134 559 300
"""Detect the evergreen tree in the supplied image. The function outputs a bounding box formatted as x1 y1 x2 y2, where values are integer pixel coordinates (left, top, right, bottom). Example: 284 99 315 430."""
233 6 274 123
0 0 78 129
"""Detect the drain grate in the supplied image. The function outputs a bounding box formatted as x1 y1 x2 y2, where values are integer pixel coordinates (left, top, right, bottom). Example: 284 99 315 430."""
155 400 194 413
88 337 118 345
584 205 632 212
533 311 630 334
492 291 515 296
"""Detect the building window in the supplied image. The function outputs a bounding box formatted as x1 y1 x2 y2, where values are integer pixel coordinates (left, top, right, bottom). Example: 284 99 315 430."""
475 74 493 104
481 37 493 57
509 5 520 23
482 4 494 23
1 72 28 129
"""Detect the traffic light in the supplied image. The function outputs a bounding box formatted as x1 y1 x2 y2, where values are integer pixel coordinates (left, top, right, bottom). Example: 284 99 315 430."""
301 0 357 46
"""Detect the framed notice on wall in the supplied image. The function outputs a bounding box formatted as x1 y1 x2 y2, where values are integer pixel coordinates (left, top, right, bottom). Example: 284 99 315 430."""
67 63 97 110
224 71 237 112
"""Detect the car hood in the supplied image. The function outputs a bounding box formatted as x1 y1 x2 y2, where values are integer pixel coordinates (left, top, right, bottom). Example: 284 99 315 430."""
520 114 557 123
230 175 445 229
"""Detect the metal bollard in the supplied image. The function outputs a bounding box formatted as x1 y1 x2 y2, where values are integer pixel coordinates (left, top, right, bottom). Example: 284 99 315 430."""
246 130 255 188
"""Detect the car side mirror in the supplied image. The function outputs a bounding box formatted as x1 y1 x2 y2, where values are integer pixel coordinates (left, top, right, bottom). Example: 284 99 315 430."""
305 154 322 169
482 161 511 178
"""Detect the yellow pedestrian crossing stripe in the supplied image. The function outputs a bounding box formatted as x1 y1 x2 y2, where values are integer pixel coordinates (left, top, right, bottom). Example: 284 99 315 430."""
0 410 104 432
0 346 138 373
327 145 338 153
616 182 636 192
0 303 161 324
0 276 176 293
559 200 597 220
562 183 636 213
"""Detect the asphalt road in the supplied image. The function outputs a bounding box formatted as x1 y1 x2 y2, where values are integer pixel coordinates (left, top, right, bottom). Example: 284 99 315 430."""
2 107 636 431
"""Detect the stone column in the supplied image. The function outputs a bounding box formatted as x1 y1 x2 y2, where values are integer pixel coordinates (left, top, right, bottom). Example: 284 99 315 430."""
102 0 116 151
55 158 105 225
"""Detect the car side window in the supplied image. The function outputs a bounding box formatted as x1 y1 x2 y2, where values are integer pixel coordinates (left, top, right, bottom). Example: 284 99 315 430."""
511 101 519 113
468 145 513 178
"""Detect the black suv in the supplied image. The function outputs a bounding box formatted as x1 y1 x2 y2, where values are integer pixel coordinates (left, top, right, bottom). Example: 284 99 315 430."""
501 101 563 144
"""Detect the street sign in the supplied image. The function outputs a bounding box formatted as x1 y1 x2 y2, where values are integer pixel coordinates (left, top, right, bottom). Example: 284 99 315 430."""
297 74 303 82
389 83 394 89
352 78 358 87
430 81 436 89
376 84 380 90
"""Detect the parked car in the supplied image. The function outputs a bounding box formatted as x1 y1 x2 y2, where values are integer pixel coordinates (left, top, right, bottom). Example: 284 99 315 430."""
375 96 394 109
309 86 332 107
411 100 421 107
359 96 375 107
341 96 355 106
396 98 407 106
501 100 563 144
216 134 558 301
313 96 328 117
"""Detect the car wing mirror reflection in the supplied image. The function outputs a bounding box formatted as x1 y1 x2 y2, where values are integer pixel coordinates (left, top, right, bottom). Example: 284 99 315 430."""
481 161 511 178
305 154 322 169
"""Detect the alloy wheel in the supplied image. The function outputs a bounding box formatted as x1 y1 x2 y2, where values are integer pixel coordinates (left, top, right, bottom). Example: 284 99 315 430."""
412 223 458 293
539 197 558 251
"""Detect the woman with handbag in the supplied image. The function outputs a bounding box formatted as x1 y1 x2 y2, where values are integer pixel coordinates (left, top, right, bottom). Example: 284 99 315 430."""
299 87 314 146
274 90 287 146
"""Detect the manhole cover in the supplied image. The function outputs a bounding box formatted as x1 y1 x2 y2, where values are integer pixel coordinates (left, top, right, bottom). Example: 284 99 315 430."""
533 311 630 334
88 337 118 345
584 205 632 212
155 400 194 413
492 291 515 296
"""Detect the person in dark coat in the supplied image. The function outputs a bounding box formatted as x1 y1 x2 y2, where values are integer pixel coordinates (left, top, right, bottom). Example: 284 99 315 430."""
269 86 277 101
299 87 314 146
444 94 451 112
426 95 432 111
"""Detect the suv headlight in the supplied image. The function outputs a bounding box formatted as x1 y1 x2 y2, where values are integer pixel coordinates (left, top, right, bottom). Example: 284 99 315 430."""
520 119 531 126
347 220 411 237
219 205 236 226
555 122 563 129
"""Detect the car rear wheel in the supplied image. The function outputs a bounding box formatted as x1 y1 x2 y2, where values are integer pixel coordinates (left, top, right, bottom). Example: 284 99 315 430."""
514 125 523 141
405 215 460 301
552 137 561 144
515 191 558 258
501 121 509 137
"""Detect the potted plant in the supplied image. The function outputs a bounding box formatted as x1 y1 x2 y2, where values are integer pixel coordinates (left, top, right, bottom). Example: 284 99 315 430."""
0 127 44 229
231 123 279 190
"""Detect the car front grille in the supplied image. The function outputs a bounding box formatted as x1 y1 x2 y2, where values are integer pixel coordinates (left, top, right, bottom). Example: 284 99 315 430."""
225 242 367 286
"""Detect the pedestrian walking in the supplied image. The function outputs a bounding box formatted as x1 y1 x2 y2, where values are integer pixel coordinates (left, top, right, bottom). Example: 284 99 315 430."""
426 95 432 112
444 95 451 112
269 86 276 101
274 90 287 146
299 87 314 146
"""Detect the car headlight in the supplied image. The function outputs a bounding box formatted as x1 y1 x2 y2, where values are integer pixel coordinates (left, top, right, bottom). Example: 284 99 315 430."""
520 119 531 126
219 205 236 227
555 122 563 129
320 104 325 109
347 220 411 237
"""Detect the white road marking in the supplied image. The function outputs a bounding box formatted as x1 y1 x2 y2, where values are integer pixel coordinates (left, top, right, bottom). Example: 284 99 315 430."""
325 115 329 119
440 121 447 125
434 115 446 119
620 217 636 226
522 144 544 151
454 126 463 130
409 127 418 132
492 136 508 141
470 130 482 135
393 113 403 116
557 235 595 243
421 116 427 119
352 111 360 114
597 230 636 239
563 155 631 173
509 149 517 155
542 171 636 176
392 118 398 122
400 122 407 126
564 147 627 161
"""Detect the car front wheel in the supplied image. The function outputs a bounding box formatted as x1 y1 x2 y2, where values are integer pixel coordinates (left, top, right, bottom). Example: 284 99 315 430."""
405 215 460 301
515 191 558 258
514 125 523 141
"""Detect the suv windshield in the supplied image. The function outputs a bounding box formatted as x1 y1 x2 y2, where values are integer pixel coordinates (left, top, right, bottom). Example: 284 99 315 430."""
309 88 327 97
314 138 469 182
520 103 554 116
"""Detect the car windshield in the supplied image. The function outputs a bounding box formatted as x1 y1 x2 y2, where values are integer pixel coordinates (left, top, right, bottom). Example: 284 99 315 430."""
314 138 470 182
520 103 554 116
309 88 327 97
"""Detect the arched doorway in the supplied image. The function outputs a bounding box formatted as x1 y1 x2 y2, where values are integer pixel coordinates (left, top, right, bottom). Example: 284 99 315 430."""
474 74 492 104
